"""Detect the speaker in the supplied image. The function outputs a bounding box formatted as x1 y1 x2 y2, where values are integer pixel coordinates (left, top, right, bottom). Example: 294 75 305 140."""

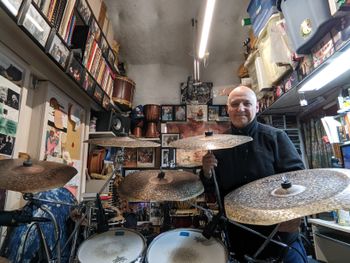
95 110 130 135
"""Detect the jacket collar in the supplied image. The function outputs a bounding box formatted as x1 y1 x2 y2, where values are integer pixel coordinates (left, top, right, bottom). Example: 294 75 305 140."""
230 117 258 136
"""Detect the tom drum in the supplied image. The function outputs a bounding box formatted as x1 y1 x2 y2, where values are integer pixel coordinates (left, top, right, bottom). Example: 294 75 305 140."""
77 228 146 263
113 76 135 111
146 228 228 263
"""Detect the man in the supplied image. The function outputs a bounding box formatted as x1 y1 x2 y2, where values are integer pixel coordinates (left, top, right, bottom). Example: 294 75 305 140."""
201 86 307 262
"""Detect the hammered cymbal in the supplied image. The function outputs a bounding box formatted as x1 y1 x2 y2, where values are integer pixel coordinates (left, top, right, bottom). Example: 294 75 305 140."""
225 168 350 225
84 136 160 148
118 170 204 201
0 159 77 193
169 133 252 150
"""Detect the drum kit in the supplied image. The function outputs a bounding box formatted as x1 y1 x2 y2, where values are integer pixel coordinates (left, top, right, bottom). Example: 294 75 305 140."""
1 133 350 263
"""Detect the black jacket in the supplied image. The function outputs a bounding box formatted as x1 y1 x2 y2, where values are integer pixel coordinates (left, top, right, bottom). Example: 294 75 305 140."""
201 118 305 261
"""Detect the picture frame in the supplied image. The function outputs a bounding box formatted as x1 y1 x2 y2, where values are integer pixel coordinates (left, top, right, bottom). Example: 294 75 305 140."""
107 48 115 67
180 81 213 104
0 52 24 86
218 105 229 121
67 56 83 85
47 33 70 69
208 105 220 121
173 105 186 122
93 85 104 104
82 71 95 95
123 148 137 168
186 104 208 122
161 105 174 122
102 94 110 110
19 3 51 47
100 36 109 58
176 149 207 168
161 133 179 147
137 147 155 168
161 148 176 168
123 168 140 177
76 0 91 25
1 0 24 17
90 18 101 42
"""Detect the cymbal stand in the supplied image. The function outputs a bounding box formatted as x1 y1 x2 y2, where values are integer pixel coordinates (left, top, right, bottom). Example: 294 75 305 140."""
23 194 61 263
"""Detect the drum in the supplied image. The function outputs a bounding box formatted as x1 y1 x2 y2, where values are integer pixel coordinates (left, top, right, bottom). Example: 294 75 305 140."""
77 228 146 263
2 187 77 263
146 228 228 263
144 104 160 122
113 76 135 111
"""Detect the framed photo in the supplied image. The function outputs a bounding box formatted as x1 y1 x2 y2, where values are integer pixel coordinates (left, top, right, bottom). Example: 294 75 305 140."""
82 71 95 95
161 133 179 147
123 168 139 177
93 85 104 104
107 49 115 67
100 36 109 58
137 147 155 167
219 105 229 121
1 0 24 17
19 3 51 47
102 94 110 110
208 105 220 121
161 148 176 168
176 149 207 167
161 105 174 122
123 148 137 168
67 56 83 85
186 104 207 122
0 52 24 86
77 0 91 25
48 34 70 69
173 105 186 122
180 81 213 104
90 18 101 41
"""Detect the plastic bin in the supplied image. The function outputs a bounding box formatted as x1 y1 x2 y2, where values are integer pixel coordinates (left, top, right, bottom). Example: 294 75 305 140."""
278 0 334 54
247 0 278 36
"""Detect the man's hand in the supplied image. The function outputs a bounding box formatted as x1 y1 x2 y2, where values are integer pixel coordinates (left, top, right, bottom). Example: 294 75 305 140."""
278 218 301 233
202 152 218 178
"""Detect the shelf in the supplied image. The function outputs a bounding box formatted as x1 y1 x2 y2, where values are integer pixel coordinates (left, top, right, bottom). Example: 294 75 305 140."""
309 218 350 234
260 39 350 115
89 131 116 138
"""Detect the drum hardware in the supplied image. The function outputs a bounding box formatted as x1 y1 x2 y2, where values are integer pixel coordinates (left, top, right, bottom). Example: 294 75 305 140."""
0 210 50 226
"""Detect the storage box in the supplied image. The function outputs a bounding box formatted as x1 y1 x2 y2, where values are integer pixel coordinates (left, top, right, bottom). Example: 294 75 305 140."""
247 0 278 36
311 32 335 68
279 0 334 54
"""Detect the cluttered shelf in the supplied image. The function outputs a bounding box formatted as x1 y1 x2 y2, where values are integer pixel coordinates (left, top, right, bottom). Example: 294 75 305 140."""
258 19 350 116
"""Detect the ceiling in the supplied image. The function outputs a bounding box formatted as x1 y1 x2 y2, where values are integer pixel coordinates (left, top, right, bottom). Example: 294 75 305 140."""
104 0 251 68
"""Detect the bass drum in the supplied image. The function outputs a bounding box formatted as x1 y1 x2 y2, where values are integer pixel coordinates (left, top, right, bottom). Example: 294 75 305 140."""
146 228 228 263
77 228 146 263
1 187 77 263
113 76 135 111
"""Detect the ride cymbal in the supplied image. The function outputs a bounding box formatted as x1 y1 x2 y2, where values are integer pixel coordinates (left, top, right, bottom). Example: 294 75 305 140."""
169 133 252 150
0 159 77 193
225 168 350 225
84 136 160 148
118 170 204 201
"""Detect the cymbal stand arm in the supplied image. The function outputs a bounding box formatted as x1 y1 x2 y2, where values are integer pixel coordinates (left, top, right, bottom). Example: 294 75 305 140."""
252 223 280 260
208 150 224 213
39 204 61 263
36 223 52 262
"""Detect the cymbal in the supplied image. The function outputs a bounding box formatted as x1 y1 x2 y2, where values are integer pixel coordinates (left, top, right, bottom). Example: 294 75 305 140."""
169 133 252 150
0 159 77 193
84 136 160 148
0 257 9 263
118 170 204 201
225 168 350 225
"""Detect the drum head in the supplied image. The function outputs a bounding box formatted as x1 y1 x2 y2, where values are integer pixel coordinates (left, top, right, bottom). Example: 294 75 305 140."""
78 228 145 263
146 229 228 263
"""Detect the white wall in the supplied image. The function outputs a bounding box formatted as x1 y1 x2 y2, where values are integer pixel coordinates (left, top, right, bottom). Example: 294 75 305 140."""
128 61 242 106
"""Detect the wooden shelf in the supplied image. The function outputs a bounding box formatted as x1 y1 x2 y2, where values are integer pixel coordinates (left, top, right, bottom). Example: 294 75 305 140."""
309 218 350 234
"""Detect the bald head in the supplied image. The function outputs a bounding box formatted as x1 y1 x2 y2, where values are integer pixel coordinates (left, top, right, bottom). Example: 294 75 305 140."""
227 86 259 128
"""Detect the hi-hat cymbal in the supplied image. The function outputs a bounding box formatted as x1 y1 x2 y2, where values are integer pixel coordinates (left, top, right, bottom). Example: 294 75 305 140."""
0 159 77 193
225 168 350 225
118 170 204 201
84 136 160 148
169 133 252 150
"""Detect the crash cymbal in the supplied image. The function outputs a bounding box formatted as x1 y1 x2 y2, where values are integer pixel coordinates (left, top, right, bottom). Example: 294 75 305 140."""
84 136 160 148
0 159 77 193
118 170 204 201
225 168 350 225
169 132 252 150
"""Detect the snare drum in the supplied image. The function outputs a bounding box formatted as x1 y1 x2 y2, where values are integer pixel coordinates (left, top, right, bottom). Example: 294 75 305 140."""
77 228 146 263
146 228 228 263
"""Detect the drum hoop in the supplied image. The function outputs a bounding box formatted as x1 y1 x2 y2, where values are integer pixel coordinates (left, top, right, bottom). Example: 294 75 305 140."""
115 76 136 86
78 228 147 261
145 228 228 262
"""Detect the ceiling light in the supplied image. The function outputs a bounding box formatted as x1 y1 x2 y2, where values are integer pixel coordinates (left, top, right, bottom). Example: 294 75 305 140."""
198 0 216 59
298 46 350 93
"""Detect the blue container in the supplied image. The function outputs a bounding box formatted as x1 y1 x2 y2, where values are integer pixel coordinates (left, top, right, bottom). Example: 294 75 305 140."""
247 0 278 36
278 0 334 54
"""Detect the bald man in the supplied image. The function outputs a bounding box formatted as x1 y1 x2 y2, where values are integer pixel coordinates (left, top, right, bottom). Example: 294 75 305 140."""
201 86 307 262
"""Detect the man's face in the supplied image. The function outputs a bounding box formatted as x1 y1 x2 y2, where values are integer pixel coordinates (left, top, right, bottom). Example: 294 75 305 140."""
227 87 259 129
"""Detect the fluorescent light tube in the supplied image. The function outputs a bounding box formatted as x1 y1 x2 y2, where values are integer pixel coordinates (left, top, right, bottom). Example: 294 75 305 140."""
198 0 216 59
298 46 350 92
